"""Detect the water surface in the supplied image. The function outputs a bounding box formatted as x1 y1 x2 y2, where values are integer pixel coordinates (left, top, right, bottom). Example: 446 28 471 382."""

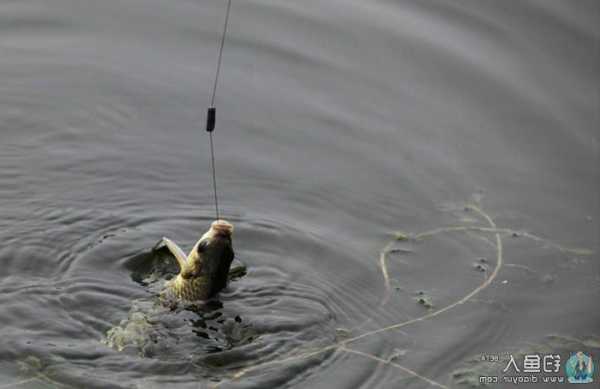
0 0 598 388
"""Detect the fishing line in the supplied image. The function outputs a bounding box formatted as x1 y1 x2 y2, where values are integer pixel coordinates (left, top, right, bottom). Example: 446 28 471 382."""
205 0 232 220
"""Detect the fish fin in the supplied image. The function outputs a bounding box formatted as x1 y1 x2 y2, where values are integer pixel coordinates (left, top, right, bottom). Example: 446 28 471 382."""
159 237 188 271
182 241 207 278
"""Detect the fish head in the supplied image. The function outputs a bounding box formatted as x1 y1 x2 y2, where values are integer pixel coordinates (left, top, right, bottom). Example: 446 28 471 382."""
185 220 234 288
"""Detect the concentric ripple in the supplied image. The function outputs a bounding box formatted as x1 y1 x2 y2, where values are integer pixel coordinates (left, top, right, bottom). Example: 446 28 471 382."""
0 212 386 388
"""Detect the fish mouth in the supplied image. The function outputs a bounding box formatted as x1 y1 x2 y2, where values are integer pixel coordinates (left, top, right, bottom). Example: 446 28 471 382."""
210 219 234 236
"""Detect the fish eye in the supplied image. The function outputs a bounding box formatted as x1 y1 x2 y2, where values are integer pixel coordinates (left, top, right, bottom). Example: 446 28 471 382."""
197 240 209 253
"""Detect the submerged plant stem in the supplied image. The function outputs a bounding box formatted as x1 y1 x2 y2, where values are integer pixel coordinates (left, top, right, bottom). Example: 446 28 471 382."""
215 203 593 388
341 346 449 389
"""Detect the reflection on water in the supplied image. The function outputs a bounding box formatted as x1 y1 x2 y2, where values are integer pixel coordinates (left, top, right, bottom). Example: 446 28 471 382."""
0 0 598 387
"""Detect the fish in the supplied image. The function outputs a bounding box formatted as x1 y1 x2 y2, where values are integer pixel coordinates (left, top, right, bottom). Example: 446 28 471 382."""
154 220 235 302
103 220 241 353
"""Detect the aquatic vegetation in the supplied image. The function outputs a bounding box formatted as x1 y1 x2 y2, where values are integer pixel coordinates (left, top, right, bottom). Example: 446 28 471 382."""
6 198 592 389
210 198 593 389
0 356 70 389
414 291 434 309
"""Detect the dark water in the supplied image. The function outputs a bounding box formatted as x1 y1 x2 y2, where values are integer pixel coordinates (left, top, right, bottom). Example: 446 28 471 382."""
1 0 599 388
